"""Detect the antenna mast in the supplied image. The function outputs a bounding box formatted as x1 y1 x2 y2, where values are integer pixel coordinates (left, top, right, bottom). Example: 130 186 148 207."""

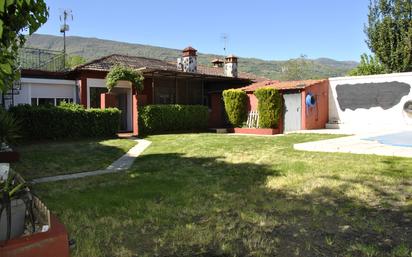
221 33 229 56
60 9 73 68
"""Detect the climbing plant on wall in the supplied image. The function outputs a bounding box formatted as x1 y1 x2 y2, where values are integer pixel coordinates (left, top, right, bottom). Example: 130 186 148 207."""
254 87 282 128
222 89 247 127
106 65 144 92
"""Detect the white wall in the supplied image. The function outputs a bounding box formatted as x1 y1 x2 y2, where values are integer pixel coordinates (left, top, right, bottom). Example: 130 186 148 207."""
329 72 412 130
3 78 77 108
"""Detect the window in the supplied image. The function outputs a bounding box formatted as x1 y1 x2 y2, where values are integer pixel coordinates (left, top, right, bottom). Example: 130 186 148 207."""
37 98 55 106
31 98 73 106
154 77 175 104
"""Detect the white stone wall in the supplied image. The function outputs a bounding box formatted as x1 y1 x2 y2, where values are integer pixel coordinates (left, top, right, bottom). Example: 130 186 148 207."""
329 72 412 129
224 62 238 77
182 56 197 73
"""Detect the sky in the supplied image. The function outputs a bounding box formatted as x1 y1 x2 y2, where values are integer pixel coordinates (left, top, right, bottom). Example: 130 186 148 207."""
35 0 371 61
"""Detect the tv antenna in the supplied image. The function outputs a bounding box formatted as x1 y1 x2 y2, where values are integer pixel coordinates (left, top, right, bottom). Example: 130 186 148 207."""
221 33 229 56
59 9 73 67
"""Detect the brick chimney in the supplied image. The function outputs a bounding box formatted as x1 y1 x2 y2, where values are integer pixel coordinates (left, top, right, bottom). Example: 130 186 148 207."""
224 54 238 77
211 58 224 68
177 46 197 72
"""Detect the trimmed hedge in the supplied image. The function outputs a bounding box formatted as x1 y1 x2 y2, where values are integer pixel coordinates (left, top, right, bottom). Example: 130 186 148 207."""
9 103 121 140
138 105 208 134
222 89 247 127
254 87 282 128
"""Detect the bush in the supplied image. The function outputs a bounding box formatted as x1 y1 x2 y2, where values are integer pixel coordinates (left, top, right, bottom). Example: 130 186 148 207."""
139 105 208 134
222 89 247 127
9 104 121 140
254 87 282 128
0 108 21 145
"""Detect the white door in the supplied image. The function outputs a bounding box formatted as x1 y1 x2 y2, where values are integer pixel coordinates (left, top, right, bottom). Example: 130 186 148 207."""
284 93 302 132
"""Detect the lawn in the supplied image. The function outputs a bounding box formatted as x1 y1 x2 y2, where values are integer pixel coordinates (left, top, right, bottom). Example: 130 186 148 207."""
33 133 412 257
12 138 137 179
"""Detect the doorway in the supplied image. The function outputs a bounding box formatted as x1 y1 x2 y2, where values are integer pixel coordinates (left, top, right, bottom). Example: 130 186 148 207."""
117 93 128 131
284 93 302 132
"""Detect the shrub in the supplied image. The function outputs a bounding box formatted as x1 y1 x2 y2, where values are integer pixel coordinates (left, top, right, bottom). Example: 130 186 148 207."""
139 105 208 134
222 89 247 127
9 104 121 140
254 87 282 128
0 108 21 145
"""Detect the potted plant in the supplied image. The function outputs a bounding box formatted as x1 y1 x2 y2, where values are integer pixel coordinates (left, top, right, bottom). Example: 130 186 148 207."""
0 108 21 163
0 169 29 242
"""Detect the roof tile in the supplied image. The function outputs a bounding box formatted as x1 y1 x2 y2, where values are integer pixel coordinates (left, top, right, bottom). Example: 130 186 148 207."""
75 54 266 81
239 79 327 92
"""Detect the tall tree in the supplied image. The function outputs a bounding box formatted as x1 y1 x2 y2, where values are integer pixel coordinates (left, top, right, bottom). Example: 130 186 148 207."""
348 53 386 76
0 0 48 92
365 0 412 72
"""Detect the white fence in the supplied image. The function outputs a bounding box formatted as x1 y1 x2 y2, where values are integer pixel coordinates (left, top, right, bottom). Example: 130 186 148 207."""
246 111 259 128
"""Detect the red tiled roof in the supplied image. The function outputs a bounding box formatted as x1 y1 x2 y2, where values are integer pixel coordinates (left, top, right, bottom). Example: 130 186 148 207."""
74 54 177 72
182 46 197 52
239 79 327 92
197 65 267 81
75 54 266 81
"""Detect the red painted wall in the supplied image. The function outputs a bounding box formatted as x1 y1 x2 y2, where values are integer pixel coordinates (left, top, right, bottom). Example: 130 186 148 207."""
301 80 329 130
132 88 139 136
79 77 87 107
139 78 153 105
100 93 118 108
209 93 223 128
246 93 258 111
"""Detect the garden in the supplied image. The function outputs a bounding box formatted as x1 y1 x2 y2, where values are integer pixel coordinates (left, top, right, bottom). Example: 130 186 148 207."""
30 133 412 257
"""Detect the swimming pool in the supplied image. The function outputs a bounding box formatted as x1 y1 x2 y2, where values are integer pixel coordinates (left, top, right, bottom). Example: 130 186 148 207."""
364 131 412 147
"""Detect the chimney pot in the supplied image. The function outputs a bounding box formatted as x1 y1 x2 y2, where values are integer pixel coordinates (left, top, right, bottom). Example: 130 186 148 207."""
180 46 197 72
211 58 224 68
224 54 238 78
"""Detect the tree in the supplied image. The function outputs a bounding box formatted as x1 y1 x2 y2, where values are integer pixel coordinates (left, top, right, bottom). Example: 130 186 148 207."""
365 0 412 72
281 55 316 81
66 55 86 68
0 0 48 92
348 53 386 76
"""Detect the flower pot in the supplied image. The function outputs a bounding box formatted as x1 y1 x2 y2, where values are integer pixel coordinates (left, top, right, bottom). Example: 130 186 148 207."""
0 151 20 163
0 199 27 241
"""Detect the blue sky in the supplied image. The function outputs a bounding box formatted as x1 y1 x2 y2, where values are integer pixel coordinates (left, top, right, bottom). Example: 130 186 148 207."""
36 0 370 61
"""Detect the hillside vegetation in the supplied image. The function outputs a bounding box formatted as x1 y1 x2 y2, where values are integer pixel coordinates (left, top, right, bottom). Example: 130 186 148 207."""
25 34 357 80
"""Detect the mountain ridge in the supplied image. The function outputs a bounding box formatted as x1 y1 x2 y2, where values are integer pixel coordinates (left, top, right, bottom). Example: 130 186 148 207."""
25 34 358 80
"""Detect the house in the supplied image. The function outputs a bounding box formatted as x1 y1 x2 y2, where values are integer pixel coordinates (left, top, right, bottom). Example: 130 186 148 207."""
215 79 329 134
1 47 263 135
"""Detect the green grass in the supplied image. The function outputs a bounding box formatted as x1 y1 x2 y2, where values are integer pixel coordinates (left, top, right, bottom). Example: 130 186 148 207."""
12 138 137 179
33 133 412 257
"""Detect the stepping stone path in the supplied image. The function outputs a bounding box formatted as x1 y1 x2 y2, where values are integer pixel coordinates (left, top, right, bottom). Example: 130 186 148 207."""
32 139 151 184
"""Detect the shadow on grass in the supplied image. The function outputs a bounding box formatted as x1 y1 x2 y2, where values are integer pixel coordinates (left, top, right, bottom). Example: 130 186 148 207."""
122 153 412 257
35 152 412 257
